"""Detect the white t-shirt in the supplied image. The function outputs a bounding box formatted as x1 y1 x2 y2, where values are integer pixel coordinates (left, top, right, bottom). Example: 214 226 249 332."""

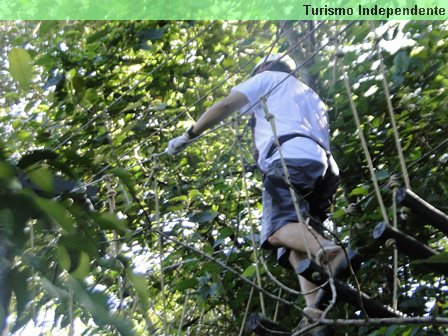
231 71 332 172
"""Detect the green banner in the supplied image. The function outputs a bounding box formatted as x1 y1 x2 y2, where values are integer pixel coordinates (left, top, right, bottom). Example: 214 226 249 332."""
1 0 446 19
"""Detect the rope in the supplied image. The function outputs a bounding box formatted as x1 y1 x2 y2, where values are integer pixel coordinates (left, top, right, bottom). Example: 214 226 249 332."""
258 96 354 320
273 288 282 322
260 96 312 259
177 290 190 336
353 138 448 208
388 175 400 310
235 118 266 316
153 156 168 336
104 175 125 310
259 255 328 297
343 75 390 225
344 72 402 315
196 307 206 335
29 220 37 326
238 287 255 336
370 21 411 190
68 288 74 336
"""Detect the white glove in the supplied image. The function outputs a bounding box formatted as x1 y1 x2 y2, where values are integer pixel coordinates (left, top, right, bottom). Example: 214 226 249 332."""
166 127 197 155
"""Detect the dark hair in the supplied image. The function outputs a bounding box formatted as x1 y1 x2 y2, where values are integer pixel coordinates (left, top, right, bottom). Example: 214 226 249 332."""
253 61 296 78
266 61 293 74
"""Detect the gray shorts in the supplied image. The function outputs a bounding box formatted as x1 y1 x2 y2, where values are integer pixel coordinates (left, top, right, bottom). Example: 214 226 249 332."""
260 158 339 268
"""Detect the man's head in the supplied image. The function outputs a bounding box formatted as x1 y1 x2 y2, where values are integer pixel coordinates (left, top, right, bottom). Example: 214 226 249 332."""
251 53 296 77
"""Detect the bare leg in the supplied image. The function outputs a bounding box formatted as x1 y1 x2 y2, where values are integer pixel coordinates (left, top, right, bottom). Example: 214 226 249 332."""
288 250 318 306
267 222 332 256
269 222 342 308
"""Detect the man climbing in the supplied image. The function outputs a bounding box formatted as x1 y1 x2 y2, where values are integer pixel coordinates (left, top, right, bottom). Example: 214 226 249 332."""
166 54 344 335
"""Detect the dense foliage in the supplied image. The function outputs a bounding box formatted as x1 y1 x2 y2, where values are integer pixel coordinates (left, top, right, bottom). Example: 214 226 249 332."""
0 20 447 335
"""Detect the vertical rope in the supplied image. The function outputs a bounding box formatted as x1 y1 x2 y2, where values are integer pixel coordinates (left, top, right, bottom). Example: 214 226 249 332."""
343 75 390 225
392 200 399 310
177 290 190 336
273 288 282 322
68 288 74 336
260 97 313 259
389 175 400 310
238 287 255 336
370 21 411 189
196 307 206 335
30 220 37 326
153 157 168 336
105 176 125 310
235 118 266 316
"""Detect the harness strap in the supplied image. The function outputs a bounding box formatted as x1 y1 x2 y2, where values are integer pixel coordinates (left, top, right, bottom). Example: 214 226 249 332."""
266 133 331 159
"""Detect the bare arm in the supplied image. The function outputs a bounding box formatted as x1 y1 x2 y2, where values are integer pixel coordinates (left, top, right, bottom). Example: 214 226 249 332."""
166 91 249 155
191 91 249 135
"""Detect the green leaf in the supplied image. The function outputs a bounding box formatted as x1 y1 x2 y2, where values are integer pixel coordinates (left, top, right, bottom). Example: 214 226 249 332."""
38 21 59 36
394 51 410 74
110 167 135 193
384 325 399 336
8 48 33 88
350 23 370 44
332 208 346 220
349 186 369 196
198 285 211 299
170 195 188 203
217 227 234 240
189 211 218 224
8 268 31 318
41 277 69 299
17 150 58 169
188 189 201 201
375 170 389 181
91 212 128 234
59 234 99 258
175 278 198 291
242 264 257 278
0 208 14 236
27 166 54 193
126 271 150 310
0 161 15 179
33 197 75 233
56 245 71 271
140 28 166 41
152 103 167 111
403 327 421 336
71 251 91 279
71 75 85 96
121 101 142 113
67 277 110 325
17 130 32 141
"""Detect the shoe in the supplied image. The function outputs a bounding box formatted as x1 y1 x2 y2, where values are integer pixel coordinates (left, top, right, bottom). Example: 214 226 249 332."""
295 307 334 336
